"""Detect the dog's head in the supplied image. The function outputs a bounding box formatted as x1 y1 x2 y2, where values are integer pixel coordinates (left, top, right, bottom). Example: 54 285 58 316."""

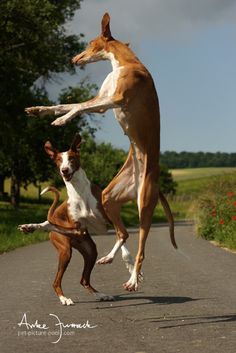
45 133 82 182
71 13 114 66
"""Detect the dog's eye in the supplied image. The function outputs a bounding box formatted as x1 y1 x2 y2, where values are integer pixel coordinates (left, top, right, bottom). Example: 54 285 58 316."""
56 156 62 163
69 156 75 162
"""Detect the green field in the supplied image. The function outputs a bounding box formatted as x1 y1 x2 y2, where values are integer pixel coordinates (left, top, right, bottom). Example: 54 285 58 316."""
171 167 236 181
1 167 235 253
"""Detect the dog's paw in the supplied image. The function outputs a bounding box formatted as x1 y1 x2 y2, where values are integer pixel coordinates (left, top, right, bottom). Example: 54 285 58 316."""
59 296 74 306
25 106 42 117
123 280 138 292
18 224 36 234
96 255 114 265
123 272 139 292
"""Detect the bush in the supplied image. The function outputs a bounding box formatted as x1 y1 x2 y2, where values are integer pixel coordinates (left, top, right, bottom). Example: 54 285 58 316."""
160 164 177 195
194 174 236 249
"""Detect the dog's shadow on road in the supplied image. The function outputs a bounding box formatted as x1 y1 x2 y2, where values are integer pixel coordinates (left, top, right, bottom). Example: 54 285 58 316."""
95 293 198 309
149 313 236 329
94 295 236 329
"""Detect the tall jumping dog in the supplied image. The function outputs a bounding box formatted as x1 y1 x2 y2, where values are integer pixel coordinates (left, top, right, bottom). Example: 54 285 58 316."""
25 13 177 291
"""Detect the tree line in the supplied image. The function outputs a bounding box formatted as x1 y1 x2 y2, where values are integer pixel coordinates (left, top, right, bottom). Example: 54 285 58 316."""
160 151 236 169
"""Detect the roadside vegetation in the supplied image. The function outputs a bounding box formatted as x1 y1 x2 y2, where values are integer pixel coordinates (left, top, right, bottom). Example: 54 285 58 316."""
193 174 236 250
170 168 236 250
1 166 236 253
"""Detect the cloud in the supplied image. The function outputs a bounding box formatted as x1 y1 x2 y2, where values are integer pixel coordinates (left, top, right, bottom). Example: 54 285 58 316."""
62 0 236 98
68 0 236 45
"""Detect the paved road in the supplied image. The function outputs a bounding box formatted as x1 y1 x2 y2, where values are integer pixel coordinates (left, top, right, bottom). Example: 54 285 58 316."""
0 222 235 353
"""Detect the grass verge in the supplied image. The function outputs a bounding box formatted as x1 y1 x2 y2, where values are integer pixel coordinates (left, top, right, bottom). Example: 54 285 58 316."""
1 168 235 252
0 202 49 253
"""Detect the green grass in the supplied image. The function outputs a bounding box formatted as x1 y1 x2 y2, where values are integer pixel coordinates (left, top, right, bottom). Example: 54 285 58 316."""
171 167 236 181
0 202 49 253
4 179 68 201
0 180 68 253
1 167 235 252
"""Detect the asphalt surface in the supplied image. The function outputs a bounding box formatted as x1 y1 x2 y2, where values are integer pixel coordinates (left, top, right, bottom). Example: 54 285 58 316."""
0 222 236 353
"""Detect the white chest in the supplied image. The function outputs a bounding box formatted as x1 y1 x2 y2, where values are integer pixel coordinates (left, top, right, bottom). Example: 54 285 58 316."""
65 169 107 234
99 66 123 99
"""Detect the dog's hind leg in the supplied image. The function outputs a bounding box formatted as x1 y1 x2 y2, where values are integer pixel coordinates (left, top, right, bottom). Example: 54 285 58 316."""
123 169 159 291
98 148 136 265
72 234 114 301
50 232 74 305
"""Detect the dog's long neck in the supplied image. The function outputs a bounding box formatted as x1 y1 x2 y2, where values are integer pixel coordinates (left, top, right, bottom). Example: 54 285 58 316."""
106 41 142 69
64 168 91 202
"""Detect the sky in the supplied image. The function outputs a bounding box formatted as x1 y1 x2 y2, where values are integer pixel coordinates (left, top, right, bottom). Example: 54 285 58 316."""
47 0 236 153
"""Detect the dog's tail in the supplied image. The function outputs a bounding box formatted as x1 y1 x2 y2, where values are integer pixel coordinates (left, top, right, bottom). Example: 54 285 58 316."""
159 190 178 249
40 186 60 222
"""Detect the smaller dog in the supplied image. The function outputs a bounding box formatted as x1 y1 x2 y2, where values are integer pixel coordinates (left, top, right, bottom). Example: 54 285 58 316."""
18 133 134 305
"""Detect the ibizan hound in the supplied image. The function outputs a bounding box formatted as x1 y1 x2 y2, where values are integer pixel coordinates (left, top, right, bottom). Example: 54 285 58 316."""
19 134 133 305
25 13 177 291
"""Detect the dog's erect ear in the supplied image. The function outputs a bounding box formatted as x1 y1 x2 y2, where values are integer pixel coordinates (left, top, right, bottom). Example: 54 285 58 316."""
101 13 113 40
44 141 58 160
70 133 82 153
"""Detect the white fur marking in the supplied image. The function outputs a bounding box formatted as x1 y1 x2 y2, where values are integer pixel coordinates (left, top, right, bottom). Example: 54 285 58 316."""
121 245 134 274
103 51 120 70
125 269 139 291
97 239 124 264
60 152 72 175
65 168 107 234
106 239 123 258
99 68 123 99
59 296 74 306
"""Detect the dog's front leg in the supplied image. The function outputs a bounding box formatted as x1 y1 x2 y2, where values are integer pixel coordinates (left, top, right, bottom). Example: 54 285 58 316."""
25 97 119 126
18 221 82 239
18 221 50 234
51 95 120 126
25 103 79 118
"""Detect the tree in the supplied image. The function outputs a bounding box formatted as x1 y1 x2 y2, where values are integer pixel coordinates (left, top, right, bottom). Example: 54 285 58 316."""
160 151 236 169
0 0 87 207
79 135 126 190
159 164 177 195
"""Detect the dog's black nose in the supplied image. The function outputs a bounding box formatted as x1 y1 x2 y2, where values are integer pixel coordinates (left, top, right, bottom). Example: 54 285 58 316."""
61 168 69 175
